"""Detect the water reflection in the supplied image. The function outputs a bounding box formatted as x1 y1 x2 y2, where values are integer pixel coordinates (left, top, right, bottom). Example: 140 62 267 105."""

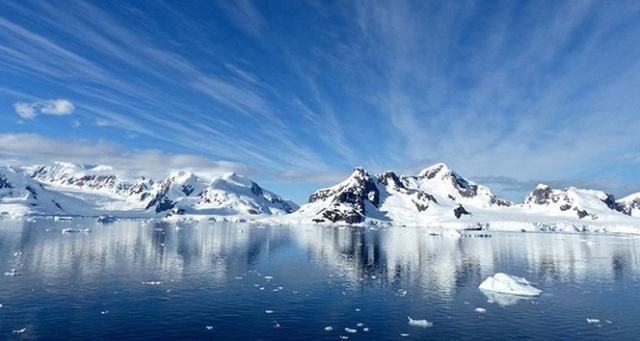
1 220 639 299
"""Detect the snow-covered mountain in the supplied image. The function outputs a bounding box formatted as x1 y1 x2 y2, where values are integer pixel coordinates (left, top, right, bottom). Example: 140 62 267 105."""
1 162 297 219
275 163 639 234
521 184 622 220
288 163 511 225
617 193 640 217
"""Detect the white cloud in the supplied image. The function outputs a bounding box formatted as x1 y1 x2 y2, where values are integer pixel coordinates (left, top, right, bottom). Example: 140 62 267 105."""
40 99 75 115
13 102 37 120
12 99 75 120
0 133 257 180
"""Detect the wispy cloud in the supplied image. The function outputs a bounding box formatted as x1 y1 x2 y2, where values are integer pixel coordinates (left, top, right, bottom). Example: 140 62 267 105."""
13 99 75 120
215 0 266 38
1 1 639 201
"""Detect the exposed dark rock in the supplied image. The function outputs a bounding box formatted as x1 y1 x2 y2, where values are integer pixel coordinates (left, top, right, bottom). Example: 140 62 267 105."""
378 171 406 191
454 205 471 219
165 208 185 217
0 175 12 189
181 184 194 196
559 204 572 211
575 208 589 219
25 185 37 200
420 164 445 180
490 197 512 207
250 182 263 197
155 197 175 213
528 185 552 205
321 207 362 224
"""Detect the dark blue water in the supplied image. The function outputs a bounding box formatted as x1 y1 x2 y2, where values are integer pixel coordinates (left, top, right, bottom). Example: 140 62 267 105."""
0 219 639 340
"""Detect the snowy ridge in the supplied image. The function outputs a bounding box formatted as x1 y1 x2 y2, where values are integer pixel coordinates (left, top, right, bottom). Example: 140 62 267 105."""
1 163 296 219
272 163 640 234
617 193 640 217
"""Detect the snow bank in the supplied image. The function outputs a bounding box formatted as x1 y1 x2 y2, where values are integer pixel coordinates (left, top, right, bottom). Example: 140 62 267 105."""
479 273 542 297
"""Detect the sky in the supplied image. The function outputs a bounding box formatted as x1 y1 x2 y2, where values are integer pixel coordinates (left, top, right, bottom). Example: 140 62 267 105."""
1 0 640 204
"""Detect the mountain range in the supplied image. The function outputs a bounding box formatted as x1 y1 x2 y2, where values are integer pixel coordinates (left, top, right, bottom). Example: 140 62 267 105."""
0 162 296 220
272 163 640 233
1 162 639 232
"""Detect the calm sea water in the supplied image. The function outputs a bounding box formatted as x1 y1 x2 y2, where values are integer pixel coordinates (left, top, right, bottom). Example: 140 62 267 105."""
0 219 639 340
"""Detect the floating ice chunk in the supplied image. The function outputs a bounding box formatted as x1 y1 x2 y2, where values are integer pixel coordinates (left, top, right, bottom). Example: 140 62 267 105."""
400 333 410 337
587 318 600 324
475 308 486 313
0 303 3 308
408 316 433 328
142 281 163 285
264 276 274 280
324 326 333 332
235 277 243 280
355 308 361 312
363 327 369 332
206 326 213 330
13 328 26 334
339 336 349 340
265 310 274 314
101 310 109 315
272 322 281 328
356 323 364 327
479 273 542 297
345 328 357 333
4 269 20 276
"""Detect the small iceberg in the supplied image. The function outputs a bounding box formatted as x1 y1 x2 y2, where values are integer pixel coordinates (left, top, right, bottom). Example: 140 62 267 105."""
475 307 486 313
12 328 26 334
324 326 333 332
587 318 600 324
344 328 357 333
97 215 116 223
4 269 20 277
479 273 542 297
407 316 433 328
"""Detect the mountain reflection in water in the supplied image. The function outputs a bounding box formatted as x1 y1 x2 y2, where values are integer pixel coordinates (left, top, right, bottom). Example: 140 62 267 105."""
0 219 639 340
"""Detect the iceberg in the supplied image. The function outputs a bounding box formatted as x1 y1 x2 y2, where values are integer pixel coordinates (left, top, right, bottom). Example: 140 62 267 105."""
479 273 542 297
407 316 433 328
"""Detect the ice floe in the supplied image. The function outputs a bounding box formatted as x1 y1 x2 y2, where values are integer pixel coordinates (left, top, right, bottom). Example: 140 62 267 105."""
324 326 333 332
142 281 163 285
12 328 26 334
475 307 486 313
408 316 433 328
265 309 274 314
345 328 357 333
479 273 542 297
4 269 20 277
586 318 600 324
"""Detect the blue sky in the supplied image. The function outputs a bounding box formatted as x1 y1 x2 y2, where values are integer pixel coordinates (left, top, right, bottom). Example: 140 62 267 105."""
1 0 640 204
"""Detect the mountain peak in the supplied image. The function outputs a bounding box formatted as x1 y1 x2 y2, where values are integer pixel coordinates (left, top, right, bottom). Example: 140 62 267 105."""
418 162 452 179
